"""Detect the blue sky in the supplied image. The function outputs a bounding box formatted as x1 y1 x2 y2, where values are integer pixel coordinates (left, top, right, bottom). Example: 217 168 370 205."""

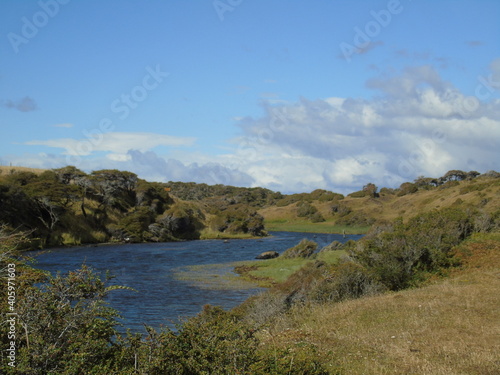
1 0 499 194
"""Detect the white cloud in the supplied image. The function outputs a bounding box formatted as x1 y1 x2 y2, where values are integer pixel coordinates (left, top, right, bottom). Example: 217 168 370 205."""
222 64 500 193
25 132 196 157
17 64 500 194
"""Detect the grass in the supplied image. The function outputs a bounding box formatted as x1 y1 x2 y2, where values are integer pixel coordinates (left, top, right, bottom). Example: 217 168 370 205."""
264 219 370 234
172 262 261 290
259 177 500 236
172 247 347 289
199 229 266 240
235 249 346 287
0 165 46 175
257 232 500 374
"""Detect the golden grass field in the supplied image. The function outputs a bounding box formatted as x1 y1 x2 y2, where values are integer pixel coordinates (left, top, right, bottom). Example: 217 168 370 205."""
0 165 46 175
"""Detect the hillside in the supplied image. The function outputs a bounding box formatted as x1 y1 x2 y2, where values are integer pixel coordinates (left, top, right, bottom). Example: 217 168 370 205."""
1 166 499 248
254 232 500 374
259 173 500 233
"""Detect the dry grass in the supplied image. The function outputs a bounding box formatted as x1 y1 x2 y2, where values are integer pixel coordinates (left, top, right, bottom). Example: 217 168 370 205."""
258 233 500 374
343 178 500 223
0 165 46 175
259 178 500 233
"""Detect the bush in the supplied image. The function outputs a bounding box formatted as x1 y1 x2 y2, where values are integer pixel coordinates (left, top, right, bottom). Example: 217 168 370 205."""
379 187 396 196
348 190 367 198
281 239 318 259
310 211 326 223
319 240 343 252
336 211 375 226
1 262 126 375
310 261 385 303
174 305 259 374
297 201 317 217
349 207 475 290
397 182 418 196
331 202 351 216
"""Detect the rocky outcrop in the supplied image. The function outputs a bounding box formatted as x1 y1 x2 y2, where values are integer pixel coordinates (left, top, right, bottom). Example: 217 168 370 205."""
256 251 279 259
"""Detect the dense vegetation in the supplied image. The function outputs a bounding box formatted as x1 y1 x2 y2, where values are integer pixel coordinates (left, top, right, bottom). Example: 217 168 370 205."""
1 167 499 373
0 166 267 248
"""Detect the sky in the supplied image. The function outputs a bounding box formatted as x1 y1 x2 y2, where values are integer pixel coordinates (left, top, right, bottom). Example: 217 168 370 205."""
1 0 499 194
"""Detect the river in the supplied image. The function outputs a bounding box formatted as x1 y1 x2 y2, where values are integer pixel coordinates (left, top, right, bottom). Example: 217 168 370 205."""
33 231 362 332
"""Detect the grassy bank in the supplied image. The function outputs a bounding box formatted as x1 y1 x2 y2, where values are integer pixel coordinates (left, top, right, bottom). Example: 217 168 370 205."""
259 232 500 374
172 245 347 289
199 229 267 240
264 219 370 234
172 262 260 290
236 249 347 287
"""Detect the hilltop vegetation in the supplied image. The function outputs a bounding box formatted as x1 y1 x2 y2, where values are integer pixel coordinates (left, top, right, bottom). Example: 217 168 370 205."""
259 170 500 233
0 166 266 248
1 166 499 248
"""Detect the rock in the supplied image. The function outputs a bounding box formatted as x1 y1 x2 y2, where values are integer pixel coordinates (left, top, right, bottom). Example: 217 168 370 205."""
256 251 279 259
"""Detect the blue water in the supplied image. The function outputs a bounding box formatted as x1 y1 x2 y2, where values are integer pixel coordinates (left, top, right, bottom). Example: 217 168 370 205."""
32 231 362 332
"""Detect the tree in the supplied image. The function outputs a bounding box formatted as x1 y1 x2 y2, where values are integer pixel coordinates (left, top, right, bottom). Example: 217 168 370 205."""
443 170 466 182
466 170 480 180
90 170 138 211
363 183 379 198
53 166 87 185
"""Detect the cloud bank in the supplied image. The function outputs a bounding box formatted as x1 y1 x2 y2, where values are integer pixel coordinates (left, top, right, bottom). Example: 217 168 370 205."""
221 64 500 193
20 64 500 194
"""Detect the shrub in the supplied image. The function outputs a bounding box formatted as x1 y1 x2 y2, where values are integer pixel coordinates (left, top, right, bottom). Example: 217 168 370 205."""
1 264 126 375
310 211 326 223
336 211 375 226
331 202 351 216
397 182 418 196
310 261 385 303
281 239 318 259
349 207 475 290
319 240 343 252
379 187 396 196
174 305 259 374
348 190 367 198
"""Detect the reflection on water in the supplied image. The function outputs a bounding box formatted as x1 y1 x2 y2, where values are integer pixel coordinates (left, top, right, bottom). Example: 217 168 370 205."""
33 231 362 332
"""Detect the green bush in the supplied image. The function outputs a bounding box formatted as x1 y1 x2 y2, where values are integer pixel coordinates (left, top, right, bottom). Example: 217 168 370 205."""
281 239 318 259
397 182 418 196
310 211 326 223
331 202 351 216
0 261 126 375
349 208 474 290
348 190 367 198
310 261 385 303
